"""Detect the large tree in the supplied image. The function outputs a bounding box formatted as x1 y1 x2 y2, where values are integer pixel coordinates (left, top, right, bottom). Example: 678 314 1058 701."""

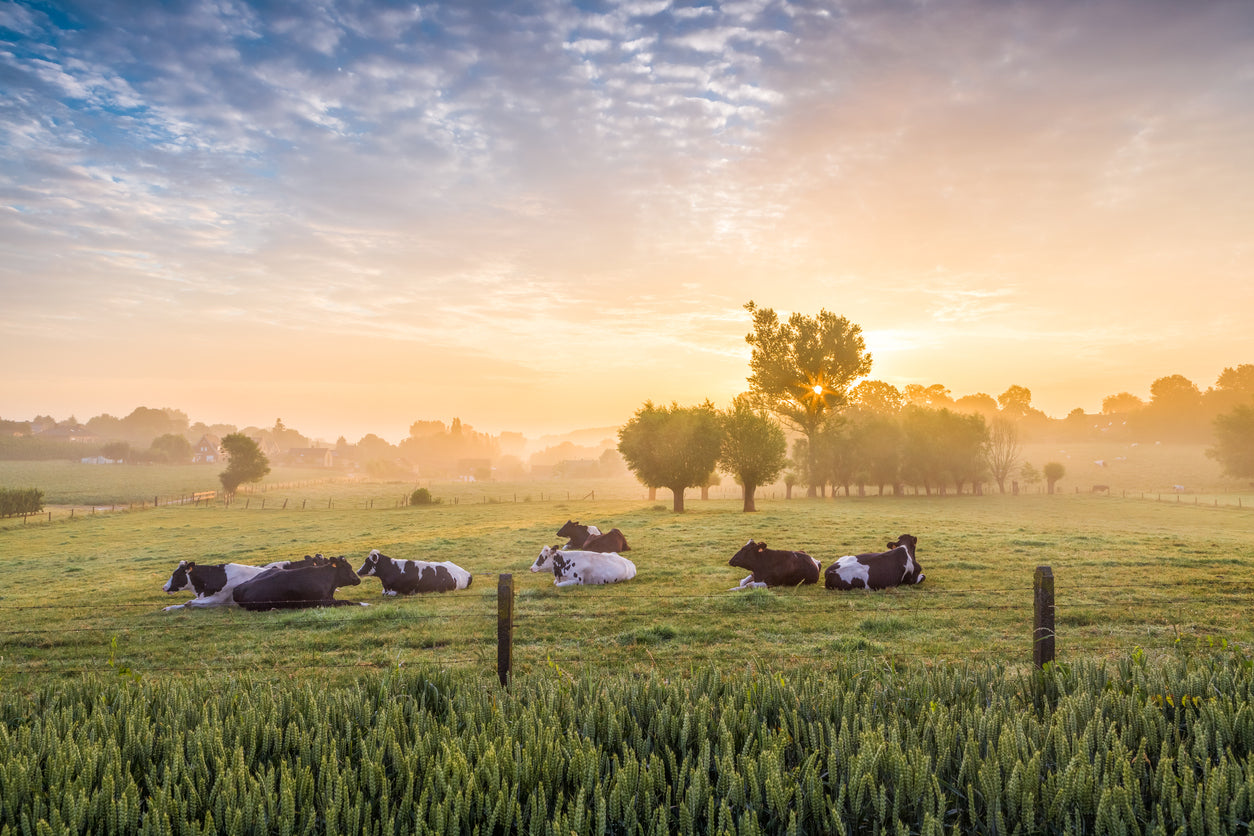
1207 403 1254 479
743 301 872 497
618 401 723 512
219 433 271 499
719 395 787 512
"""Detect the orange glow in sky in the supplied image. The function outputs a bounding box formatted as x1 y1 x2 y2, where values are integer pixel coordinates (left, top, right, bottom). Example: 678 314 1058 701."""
2 2 1252 443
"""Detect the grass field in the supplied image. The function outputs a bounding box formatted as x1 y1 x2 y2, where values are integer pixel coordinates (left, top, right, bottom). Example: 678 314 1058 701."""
2 454 1252 693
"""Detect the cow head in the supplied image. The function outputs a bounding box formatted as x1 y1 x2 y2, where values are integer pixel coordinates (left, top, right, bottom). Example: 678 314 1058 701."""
356 549 388 577
163 560 193 593
328 555 362 587
530 545 560 572
886 534 923 584
729 540 766 569
556 520 582 538
887 534 917 557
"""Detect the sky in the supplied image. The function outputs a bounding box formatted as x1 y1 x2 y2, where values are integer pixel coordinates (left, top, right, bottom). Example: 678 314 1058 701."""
2 0 1253 445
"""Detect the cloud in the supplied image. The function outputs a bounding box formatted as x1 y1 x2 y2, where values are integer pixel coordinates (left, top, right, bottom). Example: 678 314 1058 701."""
2 0 1252 431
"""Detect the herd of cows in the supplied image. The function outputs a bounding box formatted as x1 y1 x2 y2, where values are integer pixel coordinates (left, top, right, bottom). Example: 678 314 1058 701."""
160 519 925 611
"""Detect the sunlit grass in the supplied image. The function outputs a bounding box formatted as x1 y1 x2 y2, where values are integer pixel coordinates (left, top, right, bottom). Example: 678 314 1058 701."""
1 484 1252 693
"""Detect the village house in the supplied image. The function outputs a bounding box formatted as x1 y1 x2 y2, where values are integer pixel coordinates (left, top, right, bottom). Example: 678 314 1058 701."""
192 434 222 464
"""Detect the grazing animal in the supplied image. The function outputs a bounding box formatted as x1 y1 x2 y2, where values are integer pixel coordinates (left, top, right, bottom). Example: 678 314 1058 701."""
161 555 326 611
231 555 365 611
556 520 602 549
728 541 820 590
1092 484 1110 494
545 548 636 587
356 549 472 595
824 534 924 591
579 527 631 553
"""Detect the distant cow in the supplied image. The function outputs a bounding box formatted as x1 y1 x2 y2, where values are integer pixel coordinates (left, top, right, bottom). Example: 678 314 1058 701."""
1092 485 1110 494
161 554 326 611
824 534 924 591
556 520 602 549
232 555 366 610
728 541 820 590
543 547 636 587
356 549 472 595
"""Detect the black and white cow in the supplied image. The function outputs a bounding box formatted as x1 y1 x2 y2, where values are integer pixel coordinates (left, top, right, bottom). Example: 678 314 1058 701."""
535 546 636 586
355 549 472 595
824 534 924 591
728 540 821 590
231 555 366 611
161 555 325 611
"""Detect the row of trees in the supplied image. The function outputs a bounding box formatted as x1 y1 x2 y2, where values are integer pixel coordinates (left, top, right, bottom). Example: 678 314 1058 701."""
617 303 1253 511
0 488 43 518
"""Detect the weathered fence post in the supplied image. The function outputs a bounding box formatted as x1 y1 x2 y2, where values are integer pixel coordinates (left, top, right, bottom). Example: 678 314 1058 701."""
497 573 514 687
1033 565 1055 668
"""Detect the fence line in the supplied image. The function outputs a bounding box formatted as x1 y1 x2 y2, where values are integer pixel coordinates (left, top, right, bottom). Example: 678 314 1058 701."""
10 565 1252 684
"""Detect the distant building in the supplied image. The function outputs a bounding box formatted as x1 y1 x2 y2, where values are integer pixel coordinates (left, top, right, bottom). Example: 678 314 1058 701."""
37 424 99 444
288 448 334 468
457 458 493 481
193 434 223 464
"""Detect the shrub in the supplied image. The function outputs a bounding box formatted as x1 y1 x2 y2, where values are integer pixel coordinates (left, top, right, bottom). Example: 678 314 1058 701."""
409 487 439 506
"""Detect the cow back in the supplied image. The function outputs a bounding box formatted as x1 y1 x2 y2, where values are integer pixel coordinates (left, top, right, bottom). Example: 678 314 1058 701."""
729 541 819 586
581 528 630 553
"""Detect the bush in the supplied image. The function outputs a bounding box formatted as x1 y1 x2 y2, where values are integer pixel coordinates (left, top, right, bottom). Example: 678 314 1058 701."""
0 487 44 518
409 487 439 506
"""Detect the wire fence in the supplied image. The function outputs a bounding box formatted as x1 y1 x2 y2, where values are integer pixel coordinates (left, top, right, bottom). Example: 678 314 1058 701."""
2 570 1249 684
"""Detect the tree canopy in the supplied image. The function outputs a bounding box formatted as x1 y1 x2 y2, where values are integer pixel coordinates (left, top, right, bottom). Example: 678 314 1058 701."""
617 401 722 512
719 395 787 512
219 433 271 498
743 301 871 496
1208 403 1254 479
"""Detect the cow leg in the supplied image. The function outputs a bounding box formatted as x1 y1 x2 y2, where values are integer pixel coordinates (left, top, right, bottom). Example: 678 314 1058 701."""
554 579 582 588
162 603 186 612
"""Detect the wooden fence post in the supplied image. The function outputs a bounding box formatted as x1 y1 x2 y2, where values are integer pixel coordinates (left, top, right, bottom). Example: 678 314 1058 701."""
497 573 514 687
1033 565 1055 668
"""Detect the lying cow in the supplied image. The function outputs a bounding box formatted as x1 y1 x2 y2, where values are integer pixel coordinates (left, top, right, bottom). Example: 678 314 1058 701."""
232 555 366 611
161 554 326 611
581 528 631 553
356 549 472 594
824 534 924 591
532 546 636 586
729 540 821 590
556 520 601 549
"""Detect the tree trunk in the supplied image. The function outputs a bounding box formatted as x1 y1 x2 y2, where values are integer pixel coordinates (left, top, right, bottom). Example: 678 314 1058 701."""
670 486 685 512
743 483 757 512
701 485 710 500
648 487 657 501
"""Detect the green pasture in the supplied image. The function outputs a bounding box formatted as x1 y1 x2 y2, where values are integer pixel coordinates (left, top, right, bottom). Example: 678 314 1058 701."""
1 465 1252 692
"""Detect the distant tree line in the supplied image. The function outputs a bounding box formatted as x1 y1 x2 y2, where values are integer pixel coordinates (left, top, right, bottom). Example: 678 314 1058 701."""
617 304 1254 510
4 345 1253 486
